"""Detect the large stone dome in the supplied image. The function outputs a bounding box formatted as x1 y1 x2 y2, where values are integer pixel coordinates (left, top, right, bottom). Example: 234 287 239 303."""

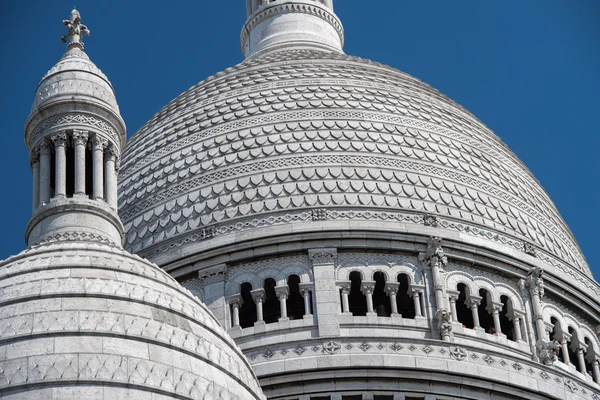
0 241 264 400
119 49 591 287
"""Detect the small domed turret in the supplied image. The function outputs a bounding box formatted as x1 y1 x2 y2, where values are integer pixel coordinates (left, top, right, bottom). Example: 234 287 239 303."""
24 9 126 247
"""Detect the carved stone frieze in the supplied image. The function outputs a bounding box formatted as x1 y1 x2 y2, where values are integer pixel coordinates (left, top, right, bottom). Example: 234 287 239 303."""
308 248 337 265
31 113 119 145
198 263 228 287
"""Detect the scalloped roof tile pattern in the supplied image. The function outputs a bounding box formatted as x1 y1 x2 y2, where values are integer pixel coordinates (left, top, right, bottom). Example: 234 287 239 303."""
119 49 590 278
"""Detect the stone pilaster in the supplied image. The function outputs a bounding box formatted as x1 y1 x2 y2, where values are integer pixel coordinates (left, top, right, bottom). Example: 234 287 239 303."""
309 248 340 337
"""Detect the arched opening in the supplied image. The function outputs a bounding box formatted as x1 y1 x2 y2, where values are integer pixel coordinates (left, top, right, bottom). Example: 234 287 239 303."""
65 145 75 197
239 282 256 328
499 295 514 340
550 317 565 363
348 271 367 316
263 278 280 324
373 271 390 317
584 338 594 378
85 147 94 198
478 289 494 334
286 275 304 320
567 327 579 369
397 274 415 319
456 283 473 328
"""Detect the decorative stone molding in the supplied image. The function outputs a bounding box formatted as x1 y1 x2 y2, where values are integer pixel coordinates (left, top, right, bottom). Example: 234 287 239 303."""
31 113 119 145
312 208 328 221
198 263 228 286
449 346 467 361
308 248 337 265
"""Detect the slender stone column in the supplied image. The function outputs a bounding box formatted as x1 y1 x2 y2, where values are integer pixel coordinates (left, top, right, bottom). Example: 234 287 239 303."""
576 346 587 374
51 133 68 198
72 131 88 195
30 152 40 211
361 281 376 315
38 141 53 205
412 289 423 318
592 358 600 385
447 290 459 322
524 267 546 341
489 301 503 335
468 295 482 329
299 283 313 316
557 332 572 365
227 294 242 329
105 145 118 208
519 316 528 343
511 317 523 341
91 136 107 200
275 285 289 321
251 288 266 324
339 283 350 314
385 282 400 316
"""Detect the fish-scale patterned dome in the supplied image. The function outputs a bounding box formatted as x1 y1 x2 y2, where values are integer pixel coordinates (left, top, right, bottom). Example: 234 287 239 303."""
0 241 264 400
119 49 591 284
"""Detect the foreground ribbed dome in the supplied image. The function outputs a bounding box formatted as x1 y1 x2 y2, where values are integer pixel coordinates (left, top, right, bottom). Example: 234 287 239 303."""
0 241 264 400
119 49 590 284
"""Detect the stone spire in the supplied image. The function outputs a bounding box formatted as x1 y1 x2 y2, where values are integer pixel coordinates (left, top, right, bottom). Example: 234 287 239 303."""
23 9 126 248
242 0 344 58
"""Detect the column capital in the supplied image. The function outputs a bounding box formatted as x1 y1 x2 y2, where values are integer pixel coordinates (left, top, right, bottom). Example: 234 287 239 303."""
524 266 545 298
308 248 337 265
105 144 119 161
37 140 53 155
337 281 351 295
250 288 266 303
418 236 448 268
487 301 504 314
226 294 242 307
72 130 89 145
90 135 108 150
467 294 482 307
50 132 68 147
29 151 40 166
554 330 571 343
507 309 526 321
447 289 460 300
384 282 400 295
298 282 314 294
410 283 426 295
275 285 289 299
361 281 376 295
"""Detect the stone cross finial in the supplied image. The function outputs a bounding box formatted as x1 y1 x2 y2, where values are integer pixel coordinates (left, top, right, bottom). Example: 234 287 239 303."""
61 9 90 50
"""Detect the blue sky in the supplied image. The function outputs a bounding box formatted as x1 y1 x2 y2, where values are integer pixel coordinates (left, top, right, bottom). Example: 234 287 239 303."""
0 1 598 277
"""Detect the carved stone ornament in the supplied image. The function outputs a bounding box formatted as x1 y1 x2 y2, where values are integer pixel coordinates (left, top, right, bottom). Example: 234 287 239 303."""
525 266 544 298
198 264 228 286
524 242 538 257
435 309 453 337
536 339 560 366
61 9 90 50
449 347 467 361
72 130 89 146
423 214 439 227
308 248 337 265
418 236 448 269
50 132 68 147
322 341 342 355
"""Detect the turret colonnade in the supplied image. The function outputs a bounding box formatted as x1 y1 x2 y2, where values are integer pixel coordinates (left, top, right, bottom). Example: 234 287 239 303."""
29 130 119 210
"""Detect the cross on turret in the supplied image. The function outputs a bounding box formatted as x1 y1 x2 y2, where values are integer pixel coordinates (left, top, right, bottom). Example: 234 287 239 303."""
61 9 90 49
